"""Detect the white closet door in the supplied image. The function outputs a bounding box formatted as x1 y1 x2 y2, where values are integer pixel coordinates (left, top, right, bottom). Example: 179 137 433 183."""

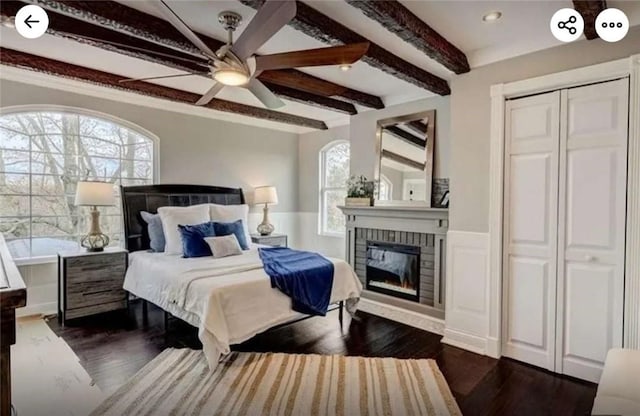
502 91 560 370
556 78 628 382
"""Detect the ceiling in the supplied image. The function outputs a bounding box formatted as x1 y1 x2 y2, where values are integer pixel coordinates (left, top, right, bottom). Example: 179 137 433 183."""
1 0 639 133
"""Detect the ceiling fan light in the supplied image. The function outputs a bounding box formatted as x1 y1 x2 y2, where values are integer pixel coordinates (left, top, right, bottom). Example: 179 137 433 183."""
214 68 249 86
339 64 352 72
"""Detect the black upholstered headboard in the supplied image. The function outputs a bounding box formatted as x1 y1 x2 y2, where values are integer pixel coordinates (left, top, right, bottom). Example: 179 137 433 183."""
121 184 245 252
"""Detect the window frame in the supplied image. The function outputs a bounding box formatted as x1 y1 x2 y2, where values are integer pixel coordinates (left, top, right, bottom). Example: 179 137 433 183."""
0 105 159 263
318 139 349 237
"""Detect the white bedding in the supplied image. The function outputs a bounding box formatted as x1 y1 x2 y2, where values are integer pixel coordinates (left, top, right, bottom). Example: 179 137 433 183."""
123 247 362 368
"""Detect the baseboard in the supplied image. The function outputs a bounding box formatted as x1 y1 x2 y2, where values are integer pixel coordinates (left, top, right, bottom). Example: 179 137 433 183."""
486 336 501 358
359 298 445 335
16 302 56 318
441 328 488 355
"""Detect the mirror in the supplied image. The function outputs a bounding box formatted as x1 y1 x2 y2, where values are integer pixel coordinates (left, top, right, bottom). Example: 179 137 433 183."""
375 110 436 206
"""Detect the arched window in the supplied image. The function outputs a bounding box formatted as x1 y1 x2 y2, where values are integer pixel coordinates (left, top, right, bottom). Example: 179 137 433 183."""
378 174 393 201
319 140 350 236
0 108 157 259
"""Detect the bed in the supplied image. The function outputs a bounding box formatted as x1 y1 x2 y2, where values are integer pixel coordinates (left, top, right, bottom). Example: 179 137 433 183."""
120 184 362 367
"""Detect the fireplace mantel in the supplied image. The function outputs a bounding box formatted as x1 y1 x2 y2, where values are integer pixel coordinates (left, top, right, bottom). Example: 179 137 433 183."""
339 205 449 324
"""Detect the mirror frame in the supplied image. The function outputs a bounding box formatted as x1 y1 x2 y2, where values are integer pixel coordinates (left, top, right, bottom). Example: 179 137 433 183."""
375 109 436 207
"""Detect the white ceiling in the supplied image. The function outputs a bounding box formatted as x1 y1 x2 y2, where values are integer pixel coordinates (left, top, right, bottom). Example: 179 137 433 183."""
2 0 639 132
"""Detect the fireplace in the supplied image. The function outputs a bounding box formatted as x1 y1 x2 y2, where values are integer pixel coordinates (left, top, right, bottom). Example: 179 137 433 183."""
366 241 420 302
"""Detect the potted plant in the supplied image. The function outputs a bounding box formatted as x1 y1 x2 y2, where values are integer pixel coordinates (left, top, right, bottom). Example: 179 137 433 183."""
345 175 375 206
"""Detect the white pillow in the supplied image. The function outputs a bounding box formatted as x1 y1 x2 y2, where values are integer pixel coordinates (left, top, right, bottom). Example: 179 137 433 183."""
157 204 210 255
209 203 251 245
204 235 243 258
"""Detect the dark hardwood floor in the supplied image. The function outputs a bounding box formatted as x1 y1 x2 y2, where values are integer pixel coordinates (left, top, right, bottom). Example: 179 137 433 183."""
47 300 597 415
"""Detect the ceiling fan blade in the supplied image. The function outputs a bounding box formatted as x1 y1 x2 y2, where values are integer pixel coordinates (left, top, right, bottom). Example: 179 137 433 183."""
119 73 200 83
255 42 370 71
247 79 285 109
195 83 225 106
155 0 218 60
231 0 297 61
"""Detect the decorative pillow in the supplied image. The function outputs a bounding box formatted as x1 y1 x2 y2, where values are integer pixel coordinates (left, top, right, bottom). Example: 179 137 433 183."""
204 234 243 258
178 222 216 258
158 204 210 255
140 211 165 252
213 220 249 250
209 204 251 248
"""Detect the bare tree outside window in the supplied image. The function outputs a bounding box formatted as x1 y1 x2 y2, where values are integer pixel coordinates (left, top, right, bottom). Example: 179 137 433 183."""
0 111 155 259
319 141 349 235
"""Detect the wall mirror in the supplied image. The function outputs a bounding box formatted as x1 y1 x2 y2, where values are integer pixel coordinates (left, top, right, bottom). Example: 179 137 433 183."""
375 110 438 207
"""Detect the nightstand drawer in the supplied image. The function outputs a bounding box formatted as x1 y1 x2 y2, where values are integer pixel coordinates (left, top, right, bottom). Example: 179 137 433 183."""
258 237 286 246
67 287 127 310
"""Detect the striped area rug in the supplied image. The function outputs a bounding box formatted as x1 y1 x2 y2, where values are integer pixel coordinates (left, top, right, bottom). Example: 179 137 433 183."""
91 348 462 416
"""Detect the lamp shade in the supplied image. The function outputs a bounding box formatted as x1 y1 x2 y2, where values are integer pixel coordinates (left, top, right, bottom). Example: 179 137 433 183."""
254 186 278 205
74 181 116 206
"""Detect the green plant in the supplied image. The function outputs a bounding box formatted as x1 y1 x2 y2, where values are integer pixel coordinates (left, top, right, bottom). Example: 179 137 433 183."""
346 175 375 198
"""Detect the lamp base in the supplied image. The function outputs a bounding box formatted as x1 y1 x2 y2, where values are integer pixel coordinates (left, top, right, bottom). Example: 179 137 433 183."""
257 204 275 236
81 207 110 252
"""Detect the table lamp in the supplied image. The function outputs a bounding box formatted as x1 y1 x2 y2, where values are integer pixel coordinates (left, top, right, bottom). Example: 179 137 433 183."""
75 181 115 252
254 186 278 236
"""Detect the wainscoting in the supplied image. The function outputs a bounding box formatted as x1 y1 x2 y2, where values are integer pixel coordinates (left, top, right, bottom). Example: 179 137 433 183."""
442 230 495 356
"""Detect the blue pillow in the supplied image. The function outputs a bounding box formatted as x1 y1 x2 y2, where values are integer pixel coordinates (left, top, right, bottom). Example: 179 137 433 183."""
178 222 216 258
141 211 165 252
213 220 249 250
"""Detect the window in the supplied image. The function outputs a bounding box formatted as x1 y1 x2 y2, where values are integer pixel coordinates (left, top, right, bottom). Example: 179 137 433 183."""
319 140 349 236
0 109 156 259
378 174 392 201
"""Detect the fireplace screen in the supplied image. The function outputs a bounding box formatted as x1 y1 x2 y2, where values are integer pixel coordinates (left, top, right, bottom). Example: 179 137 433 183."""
366 241 420 301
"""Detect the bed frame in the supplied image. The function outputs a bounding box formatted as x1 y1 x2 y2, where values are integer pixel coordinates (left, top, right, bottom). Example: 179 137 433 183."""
120 184 344 332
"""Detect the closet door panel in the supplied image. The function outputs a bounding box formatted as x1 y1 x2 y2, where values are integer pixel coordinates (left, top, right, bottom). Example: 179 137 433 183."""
557 78 628 382
502 91 560 370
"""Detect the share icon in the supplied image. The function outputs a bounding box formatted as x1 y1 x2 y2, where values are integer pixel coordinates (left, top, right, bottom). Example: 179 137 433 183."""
558 15 577 35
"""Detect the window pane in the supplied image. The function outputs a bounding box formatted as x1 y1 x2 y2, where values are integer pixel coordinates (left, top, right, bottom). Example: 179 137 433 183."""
324 189 346 234
0 173 30 195
324 143 350 188
0 217 30 238
0 196 29 217
32 216 78 237
0 111 155 258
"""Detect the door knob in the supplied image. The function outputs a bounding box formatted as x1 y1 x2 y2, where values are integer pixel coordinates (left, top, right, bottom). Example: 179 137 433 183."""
584 255 596 262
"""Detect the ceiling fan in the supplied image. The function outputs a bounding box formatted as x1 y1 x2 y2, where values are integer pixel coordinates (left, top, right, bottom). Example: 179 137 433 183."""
118 0 370 109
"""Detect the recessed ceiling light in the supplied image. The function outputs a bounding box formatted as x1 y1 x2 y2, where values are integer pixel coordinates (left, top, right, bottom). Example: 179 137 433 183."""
482 11 502 22
339 64 352 72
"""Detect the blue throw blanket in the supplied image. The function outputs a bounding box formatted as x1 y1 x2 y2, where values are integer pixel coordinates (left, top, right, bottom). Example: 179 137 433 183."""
259 247 334 316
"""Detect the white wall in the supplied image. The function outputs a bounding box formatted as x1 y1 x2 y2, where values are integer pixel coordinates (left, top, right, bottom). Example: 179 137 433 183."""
0 78 301 316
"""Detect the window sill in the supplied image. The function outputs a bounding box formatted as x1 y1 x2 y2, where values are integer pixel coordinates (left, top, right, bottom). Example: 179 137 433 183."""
13 256 57 266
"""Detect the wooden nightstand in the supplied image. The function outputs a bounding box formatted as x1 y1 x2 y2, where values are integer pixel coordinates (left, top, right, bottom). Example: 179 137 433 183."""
251 233 288 247
58 248 128 324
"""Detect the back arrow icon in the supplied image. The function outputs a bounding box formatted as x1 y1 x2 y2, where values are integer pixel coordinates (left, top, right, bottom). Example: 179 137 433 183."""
24 14 39 29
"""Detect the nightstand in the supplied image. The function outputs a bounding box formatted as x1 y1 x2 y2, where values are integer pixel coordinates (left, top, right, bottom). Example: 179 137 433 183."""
58 248 128 324
251 233 288 247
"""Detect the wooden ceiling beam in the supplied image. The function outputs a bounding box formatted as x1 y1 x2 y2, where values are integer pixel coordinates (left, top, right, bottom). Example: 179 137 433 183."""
346 1 469 74
572 0 607 40
240 0 451 95
0 48 328 130
384 126 425 149
18 0 383 109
